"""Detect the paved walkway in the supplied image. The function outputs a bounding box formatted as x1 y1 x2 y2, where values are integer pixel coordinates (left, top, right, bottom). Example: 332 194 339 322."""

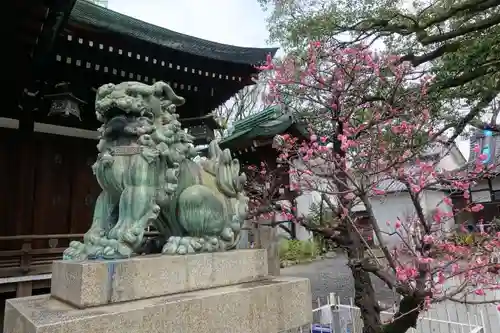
281 254 397 307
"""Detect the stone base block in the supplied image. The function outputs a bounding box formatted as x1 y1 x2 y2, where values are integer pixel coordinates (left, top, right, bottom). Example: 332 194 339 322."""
5 276 312 333
51 249 268 308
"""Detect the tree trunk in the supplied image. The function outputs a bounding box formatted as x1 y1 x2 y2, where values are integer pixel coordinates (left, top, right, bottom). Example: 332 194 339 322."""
346 222 383 333
381 294 423 333
333 107 383 333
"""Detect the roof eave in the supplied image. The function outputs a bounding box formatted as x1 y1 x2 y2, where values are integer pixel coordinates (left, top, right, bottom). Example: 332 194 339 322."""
69 0 279 66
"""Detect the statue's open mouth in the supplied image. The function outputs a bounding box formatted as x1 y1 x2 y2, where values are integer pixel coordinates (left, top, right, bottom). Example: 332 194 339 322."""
97 105 156 140
98 106 155 125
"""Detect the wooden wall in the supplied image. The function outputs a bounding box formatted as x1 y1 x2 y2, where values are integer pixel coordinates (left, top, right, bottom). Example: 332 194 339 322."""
0 128 101 250
0 128 21 250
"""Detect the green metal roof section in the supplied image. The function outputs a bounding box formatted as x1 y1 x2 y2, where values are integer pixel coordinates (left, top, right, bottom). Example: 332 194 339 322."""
69 1 278 65
233 105 283 133
219 105 306 147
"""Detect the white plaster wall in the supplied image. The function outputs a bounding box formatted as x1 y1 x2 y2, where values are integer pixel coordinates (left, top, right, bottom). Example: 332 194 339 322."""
290 189 456 247
421 190 455 233
371 190 455 249
368 149 462 247
286 149 465 245
293 192 317 240
370 193 416 249
436 151 460 171
292 185 419 248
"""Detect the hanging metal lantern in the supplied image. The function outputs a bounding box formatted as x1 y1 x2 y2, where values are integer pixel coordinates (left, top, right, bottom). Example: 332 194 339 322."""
188 124 215 143
45 83 86 121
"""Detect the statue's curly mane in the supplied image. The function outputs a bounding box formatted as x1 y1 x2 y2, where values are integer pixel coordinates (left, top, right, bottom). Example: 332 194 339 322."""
94 82 194 156
95 81 185 121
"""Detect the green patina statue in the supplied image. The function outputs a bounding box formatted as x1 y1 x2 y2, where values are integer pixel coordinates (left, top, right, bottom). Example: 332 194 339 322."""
63 81 248 260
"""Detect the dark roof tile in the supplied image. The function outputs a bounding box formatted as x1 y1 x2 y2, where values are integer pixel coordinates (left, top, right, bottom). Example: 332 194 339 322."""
70 0 278 65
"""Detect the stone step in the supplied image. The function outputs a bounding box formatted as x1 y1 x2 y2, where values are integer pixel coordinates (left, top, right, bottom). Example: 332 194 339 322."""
51 249 268 308
5 276 312 333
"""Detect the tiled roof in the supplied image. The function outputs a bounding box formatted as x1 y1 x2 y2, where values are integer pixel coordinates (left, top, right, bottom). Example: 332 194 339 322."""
70 0 278 65
231 105 283 134
219 105 307 147
375 179 407 192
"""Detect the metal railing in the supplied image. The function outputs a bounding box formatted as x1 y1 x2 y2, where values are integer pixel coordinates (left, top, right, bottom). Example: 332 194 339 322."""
310 293 487 333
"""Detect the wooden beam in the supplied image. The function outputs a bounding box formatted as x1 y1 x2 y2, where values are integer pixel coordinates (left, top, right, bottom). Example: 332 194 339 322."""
31 0 78 71
16 281 33 297
58 28 250 89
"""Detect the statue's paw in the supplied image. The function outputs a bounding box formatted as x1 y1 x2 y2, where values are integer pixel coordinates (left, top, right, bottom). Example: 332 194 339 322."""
112 205 160 245
190 237 204 251
83 230 106 246
201 236 223 252
162 236 229 255
162 236 201 255
95 236 113 248
69 240 84 249
63 241 87 261
102 239 134 259
85 245 105 259
162 241 179 255
102 246 117 258
220 227 234 242
62 248 76 260
121 226 144 246
109 223 141 245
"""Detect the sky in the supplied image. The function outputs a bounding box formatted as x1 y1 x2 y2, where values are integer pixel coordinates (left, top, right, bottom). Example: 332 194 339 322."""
105 0 471 158
107 0 273 48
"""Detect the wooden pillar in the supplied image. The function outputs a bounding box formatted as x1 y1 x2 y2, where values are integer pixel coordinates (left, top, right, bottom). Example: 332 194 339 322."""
15 240 34 297
16 281 33 298
255 224 280 276
14 104 36 237
237 220 253 249
20 241 32 275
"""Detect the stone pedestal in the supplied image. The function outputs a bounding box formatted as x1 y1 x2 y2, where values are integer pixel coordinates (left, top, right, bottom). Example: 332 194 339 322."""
255 225 280 276
4 250 312 333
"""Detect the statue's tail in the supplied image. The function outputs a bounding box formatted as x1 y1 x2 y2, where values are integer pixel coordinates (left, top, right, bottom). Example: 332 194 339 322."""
220 193 249 250
203 141 248 250
221 223 242 251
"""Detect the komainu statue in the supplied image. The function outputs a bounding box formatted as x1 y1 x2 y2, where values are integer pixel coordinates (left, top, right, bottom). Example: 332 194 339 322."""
63 81 248 260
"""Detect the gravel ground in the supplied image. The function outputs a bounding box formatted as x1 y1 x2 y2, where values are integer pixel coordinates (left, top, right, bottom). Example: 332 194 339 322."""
281 254 398 308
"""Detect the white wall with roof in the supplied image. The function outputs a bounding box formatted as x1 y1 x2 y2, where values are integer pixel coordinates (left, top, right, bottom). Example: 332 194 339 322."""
290 143 464 246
